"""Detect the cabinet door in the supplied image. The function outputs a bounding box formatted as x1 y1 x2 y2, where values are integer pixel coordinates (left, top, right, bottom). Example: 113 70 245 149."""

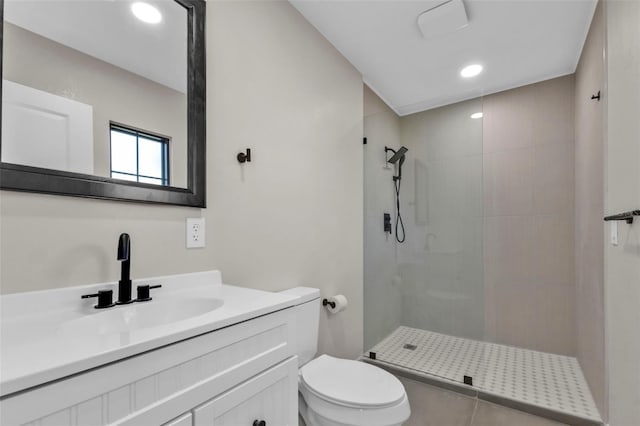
193 357 298 426
163 412 193 426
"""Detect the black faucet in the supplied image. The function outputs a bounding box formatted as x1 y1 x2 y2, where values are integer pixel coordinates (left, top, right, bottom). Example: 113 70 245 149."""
116 233 134 304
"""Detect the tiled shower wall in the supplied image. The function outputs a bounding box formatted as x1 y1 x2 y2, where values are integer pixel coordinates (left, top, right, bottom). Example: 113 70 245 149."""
482 75 576 356
385 75 576 356
574 0 605 416
365 75 577 356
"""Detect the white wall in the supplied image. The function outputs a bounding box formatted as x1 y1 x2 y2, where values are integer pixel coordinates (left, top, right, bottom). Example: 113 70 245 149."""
206 1 363 360
604 0 640 424
0 1 364 359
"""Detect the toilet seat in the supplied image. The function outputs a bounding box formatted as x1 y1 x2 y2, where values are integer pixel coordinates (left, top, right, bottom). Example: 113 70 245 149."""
300 355 405 408
299 355 411 426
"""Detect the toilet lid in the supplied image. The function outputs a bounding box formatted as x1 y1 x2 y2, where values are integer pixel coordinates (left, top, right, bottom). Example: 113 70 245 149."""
300 355 405 408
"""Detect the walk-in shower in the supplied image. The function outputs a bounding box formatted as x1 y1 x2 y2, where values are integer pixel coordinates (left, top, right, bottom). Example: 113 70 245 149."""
363 90 602 425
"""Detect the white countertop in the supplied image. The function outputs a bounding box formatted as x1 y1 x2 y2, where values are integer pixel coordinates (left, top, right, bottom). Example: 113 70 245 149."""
0 271 298 397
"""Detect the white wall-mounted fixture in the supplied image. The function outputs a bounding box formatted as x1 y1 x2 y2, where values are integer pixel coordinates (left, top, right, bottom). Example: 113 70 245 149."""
131 2 162 24
470 112 483 119
610 221 618 246
186 218 205 248
460 64 483 78
417 0 468 40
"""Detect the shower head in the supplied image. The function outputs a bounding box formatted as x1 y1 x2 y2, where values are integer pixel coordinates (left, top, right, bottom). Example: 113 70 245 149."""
385 146 408 164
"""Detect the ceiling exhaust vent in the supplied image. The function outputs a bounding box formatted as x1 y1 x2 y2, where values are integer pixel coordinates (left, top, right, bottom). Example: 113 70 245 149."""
417 0 468 40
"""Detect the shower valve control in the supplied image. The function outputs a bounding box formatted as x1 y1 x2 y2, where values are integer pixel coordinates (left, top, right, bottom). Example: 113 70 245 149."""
384 213 392 234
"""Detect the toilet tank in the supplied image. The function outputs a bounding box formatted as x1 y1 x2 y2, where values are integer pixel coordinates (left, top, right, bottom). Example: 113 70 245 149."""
280 287 320 367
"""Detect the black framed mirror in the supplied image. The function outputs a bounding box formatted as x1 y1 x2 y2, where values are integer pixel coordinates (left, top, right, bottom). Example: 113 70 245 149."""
0 0 206 207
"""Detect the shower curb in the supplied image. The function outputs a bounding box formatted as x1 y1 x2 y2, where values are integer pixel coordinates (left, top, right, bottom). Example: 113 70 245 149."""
360 357 603 426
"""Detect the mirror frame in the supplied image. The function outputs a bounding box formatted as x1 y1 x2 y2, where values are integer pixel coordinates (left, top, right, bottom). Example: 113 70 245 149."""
0 0 206 207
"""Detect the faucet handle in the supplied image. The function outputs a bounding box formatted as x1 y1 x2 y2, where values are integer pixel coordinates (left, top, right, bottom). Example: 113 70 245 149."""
135 284 162 302
81 289 115 309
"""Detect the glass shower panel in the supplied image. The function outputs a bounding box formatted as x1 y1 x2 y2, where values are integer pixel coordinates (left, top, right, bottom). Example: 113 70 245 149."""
364 96 484 385
363 95 404 351
398 98 484 340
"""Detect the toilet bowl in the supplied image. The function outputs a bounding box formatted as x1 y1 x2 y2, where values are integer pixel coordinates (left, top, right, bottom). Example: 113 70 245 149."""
280 288 410 426
299 354 410 426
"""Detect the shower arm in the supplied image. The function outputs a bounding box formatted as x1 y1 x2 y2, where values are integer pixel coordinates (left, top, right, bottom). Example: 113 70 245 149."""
385 147 397 167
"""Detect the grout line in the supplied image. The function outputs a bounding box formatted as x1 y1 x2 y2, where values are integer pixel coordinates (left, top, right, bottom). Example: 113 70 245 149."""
469 397 479 426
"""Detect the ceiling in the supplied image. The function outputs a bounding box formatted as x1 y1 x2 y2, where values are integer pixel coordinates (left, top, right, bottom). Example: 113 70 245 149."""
290 0 597 116
4 0 187 93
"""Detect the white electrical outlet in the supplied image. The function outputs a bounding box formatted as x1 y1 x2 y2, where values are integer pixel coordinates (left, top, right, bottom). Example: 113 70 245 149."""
186 218 205 248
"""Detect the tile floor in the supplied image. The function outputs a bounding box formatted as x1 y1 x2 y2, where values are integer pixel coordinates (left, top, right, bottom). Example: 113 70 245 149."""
299 378 567 426
367 326 601 424
400 376 567 426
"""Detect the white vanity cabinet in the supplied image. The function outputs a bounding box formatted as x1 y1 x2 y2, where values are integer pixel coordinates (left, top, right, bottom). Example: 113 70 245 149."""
1 308 298 426
163 413 194 426
192 357 298 426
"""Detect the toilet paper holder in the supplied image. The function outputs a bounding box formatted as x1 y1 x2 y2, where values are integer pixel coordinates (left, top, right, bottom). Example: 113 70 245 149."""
322 298 336 309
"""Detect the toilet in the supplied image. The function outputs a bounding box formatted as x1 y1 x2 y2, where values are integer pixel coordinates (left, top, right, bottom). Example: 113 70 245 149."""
281 287 411 426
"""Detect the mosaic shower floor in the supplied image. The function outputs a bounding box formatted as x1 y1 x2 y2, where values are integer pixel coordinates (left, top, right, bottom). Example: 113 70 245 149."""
366 326 601 424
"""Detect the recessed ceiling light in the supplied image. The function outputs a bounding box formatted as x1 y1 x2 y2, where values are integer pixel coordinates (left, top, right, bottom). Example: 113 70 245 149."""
460 64 483 78
131 2 162 24
470 112 483 119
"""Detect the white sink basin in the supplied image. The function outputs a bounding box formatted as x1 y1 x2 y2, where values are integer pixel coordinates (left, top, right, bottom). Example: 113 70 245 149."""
59 298 224 335
0 270 300 397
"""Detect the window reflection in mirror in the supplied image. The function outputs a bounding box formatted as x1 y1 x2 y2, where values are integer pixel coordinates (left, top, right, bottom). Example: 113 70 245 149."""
1 0 188 188
110 124 170 186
